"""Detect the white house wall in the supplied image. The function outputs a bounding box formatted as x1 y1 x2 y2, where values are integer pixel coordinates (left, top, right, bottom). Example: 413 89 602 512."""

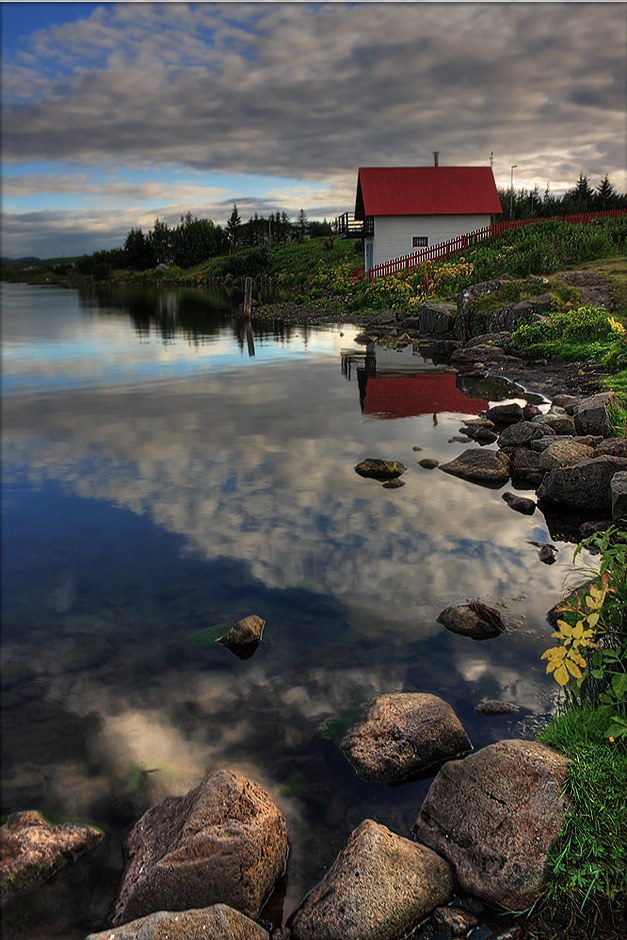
369 215 491 269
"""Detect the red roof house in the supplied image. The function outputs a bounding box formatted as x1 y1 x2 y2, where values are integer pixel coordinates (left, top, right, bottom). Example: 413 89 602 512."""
338 165 501 271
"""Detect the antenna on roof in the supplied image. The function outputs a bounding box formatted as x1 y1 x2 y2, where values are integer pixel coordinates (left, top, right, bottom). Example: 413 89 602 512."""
490 152 494 168
433 151 440 167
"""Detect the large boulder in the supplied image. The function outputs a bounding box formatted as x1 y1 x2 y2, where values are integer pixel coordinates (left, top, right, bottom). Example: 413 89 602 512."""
289 819 454 940
0 810 103 907
439 449 511 486
611 471 627 521
340 693 471 784
531 409 576 436
437 603 506 640
413 740 570 911
415 303 457 336
112 771 288 926
498 421 554 449
538 439 596 471
86 904 269 940
574 392 619 437
537 456 627 511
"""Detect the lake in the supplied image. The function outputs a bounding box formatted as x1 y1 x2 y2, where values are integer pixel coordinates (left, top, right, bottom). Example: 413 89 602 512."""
0 281 588 936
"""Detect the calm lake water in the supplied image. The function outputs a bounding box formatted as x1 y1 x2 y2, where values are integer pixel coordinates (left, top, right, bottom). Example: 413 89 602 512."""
0 282 592 937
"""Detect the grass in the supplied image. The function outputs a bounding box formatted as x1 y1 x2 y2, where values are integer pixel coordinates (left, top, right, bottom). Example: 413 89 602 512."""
535 704 627 934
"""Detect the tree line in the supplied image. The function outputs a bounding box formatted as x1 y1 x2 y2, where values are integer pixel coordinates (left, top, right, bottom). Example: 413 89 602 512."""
77 206 333 276
75 172 625 277
495 173 626 221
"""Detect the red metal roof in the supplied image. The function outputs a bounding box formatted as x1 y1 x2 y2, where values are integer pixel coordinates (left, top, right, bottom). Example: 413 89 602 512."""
363 373 488 419
355 167 502 218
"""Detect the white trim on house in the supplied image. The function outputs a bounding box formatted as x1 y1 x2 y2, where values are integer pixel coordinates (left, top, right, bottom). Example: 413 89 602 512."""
365 214 491 270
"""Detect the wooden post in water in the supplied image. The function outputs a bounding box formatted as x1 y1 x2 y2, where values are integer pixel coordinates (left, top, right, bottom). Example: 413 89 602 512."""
243 277 253 318
245 320 255 357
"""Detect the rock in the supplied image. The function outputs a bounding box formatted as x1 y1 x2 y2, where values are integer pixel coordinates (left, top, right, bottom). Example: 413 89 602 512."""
416 303 457 336
382 478 406 489
501 492 536 515
451 345 506 364
538 440 596 471
467 926 495 940
498 421 554 449
474 701 520 716
596 438 627 458
418 459 440 469
485 403 523 426
522 403 543 421
532 410 576 436
537 456 627 511
437 603 505 641
510 448 544 486
354 459 407 481
439 450 511 486
0 810 103 906
112 770 288 926
432 904 479 935
86 904 270 939
538 544 558 565
461 426 499 445
574 392 619 437
465 332 511 349
552 394 581 411
289 819 454 940
413 740 570 911
611 471 627 521
217 615 265 659
461 418 495 429
341 693 472 784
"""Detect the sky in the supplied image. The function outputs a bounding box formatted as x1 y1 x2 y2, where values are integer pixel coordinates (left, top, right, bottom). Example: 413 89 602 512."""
1 1 626 259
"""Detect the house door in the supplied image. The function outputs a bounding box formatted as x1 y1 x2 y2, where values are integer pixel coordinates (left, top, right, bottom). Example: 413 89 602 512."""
365 241 374 271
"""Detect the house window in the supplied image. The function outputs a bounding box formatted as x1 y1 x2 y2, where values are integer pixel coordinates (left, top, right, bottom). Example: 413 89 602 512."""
412 236 428 248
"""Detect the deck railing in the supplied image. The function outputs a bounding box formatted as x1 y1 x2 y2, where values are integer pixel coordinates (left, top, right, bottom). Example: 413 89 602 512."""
367 208 627 281
336 213 374 238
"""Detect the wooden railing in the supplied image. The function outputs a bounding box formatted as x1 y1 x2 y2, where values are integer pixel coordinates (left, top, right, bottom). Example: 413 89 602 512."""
367 208 627 281
336 213 374 238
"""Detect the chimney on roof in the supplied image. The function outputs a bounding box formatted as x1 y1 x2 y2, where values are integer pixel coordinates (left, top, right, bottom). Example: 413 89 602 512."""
433 151 439 167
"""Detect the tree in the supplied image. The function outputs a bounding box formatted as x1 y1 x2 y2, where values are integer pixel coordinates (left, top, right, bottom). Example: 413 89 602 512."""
566 173 595 213
171 212 226 268
148 218 173 266
123 227 156 271
297 208 309 242
226 204 242 252
594 175 619 210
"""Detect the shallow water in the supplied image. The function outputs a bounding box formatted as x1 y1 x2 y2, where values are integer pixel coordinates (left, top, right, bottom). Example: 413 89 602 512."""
0 282 592 936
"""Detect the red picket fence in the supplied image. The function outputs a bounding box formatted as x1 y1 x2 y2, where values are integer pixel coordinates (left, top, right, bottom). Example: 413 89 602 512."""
367 208 627 281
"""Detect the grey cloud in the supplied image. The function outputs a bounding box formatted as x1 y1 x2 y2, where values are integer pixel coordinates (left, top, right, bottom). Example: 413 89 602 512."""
2 2 625 186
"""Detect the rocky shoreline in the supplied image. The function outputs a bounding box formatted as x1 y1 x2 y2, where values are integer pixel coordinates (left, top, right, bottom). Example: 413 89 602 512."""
1 276 625 940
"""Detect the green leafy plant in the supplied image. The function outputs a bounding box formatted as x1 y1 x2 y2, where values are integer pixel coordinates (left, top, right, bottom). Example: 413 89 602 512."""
541 527 627 739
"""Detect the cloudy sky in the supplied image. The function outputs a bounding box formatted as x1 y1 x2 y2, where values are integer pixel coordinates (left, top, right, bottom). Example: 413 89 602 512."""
1 1 626 258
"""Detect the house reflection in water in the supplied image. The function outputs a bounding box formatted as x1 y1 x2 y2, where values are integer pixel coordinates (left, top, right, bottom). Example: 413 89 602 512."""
341 342 488 418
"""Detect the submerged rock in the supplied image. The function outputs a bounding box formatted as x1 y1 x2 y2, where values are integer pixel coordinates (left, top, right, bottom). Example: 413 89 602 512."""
474 700 520 716
341 693 471 784
0 810 103 907
418 458 440 469
354 458 407 481
413 739 570 911
289 819 454 940
86 904 270 939
112 770 288 925
437 603 505 640
382 478 406 489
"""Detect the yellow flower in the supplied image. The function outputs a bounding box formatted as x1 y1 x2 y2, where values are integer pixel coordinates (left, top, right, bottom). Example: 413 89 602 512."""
609 736 615 743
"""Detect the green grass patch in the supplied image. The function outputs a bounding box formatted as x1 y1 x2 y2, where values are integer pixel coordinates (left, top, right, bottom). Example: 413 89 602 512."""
536 704 627 931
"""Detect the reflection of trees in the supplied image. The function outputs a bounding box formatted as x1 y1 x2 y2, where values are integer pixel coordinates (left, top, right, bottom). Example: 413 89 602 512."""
81 285 302 349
